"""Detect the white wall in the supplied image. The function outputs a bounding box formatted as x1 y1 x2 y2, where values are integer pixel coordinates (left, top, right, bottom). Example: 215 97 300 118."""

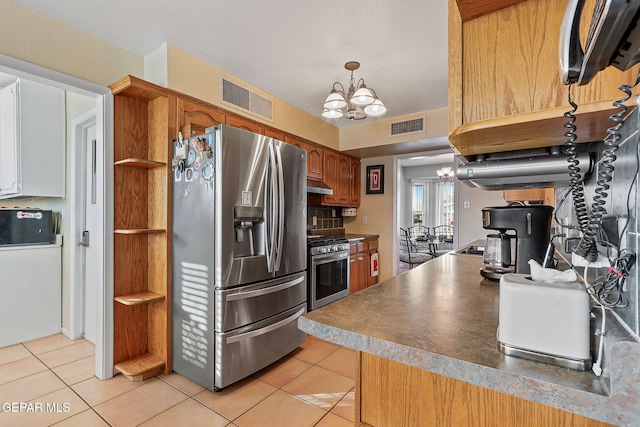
455 182 507 245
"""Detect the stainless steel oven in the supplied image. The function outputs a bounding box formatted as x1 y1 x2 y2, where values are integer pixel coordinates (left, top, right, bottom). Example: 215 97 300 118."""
308 237 350 311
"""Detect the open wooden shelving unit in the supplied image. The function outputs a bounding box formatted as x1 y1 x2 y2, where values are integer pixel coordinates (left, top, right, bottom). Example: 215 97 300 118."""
110 76 175 381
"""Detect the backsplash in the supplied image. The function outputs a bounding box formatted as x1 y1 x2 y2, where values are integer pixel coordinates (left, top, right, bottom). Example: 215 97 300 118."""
555 107 640 336
308 206 344 231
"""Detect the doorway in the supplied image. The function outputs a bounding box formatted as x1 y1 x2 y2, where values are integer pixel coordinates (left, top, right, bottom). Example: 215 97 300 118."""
395 150 456 274
69 110 98 343
0 53 114 380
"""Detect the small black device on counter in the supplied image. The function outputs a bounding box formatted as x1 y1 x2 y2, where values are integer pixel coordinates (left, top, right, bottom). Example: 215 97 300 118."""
0 208 55 246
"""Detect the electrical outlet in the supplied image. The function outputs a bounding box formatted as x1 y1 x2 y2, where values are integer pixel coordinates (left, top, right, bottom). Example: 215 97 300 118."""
362 216 368 225
312 216 317 226
463 200 470 210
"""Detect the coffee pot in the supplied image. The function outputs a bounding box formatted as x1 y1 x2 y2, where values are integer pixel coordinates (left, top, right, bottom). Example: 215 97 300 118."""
481 232 516 280
481 204 553 277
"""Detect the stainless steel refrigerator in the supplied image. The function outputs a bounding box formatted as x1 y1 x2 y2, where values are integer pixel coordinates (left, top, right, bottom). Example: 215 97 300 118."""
172 125 307 391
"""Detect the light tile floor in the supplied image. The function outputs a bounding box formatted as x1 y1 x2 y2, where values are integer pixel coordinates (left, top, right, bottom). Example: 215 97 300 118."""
0 334 355 426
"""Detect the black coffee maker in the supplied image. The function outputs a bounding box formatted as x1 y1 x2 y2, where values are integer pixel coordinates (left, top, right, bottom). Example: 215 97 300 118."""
481 205 553 276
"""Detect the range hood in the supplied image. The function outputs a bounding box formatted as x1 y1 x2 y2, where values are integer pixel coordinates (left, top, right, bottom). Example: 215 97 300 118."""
307 179 334 195
458 153 592 190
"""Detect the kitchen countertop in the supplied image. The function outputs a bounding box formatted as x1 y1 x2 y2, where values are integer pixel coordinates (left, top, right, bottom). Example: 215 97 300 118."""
344 233 379 242
298 248 640 426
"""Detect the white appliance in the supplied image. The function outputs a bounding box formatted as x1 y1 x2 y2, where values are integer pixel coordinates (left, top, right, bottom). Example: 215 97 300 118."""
498 273 591 370
172 125 307 391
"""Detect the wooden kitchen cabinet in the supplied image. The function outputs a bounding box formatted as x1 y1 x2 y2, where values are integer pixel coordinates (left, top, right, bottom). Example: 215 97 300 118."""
356 352 613 426
321 151 341 205
178 97 225 137
110 75 174 380
320 151 359 207
349 239 378 294
503 188 555 206
349 242 368 294
225 113 264 134
285 134 324 181
264 127 286 141
448 0 640 157
349 158 361 207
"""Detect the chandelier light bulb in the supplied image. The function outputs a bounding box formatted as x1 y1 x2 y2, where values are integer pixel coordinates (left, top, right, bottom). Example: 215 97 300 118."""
322 108 344 119
323 89 347 110
351 85 375 106
364 98 387 117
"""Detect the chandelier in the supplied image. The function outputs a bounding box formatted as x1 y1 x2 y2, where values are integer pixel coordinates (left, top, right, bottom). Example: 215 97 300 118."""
322 61 387 121
436 166 455 185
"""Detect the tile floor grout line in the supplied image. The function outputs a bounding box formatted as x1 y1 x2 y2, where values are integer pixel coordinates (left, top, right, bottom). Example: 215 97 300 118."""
4 335 356 426
153 374 234 425
38 352 112 426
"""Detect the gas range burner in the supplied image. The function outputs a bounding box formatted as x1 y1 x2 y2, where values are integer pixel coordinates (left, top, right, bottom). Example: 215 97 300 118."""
307 236 350 255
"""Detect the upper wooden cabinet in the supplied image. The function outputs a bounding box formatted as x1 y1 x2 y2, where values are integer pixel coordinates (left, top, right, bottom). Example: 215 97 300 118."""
264 127 286 141
448 0 640 157
349 159 361 207
503 188 554 206
455 0 525 21
285 135 324 181
322 151 341 206
319 151 360 207
178 98 225 137
226 113 264 134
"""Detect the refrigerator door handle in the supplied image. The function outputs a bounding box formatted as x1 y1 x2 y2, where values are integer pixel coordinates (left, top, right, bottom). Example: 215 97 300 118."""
274 144 285 272
225 275 305 301
265 142 277 273
225 307 305 344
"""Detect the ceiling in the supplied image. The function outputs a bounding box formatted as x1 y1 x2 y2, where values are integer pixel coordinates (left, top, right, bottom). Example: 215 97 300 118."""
15 0 449 129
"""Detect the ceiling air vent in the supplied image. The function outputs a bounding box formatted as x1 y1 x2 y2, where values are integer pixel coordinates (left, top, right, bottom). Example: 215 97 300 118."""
390 117 425 136
220 77 273 121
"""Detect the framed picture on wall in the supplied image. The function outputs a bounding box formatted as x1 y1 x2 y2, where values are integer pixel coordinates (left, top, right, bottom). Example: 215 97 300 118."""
366 165 385 194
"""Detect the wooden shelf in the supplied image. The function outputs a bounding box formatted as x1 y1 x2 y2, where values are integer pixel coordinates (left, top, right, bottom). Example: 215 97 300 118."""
114 353 165 382
114 228 165 235
449 98 634 157
114 158 166 168
114 292 165 306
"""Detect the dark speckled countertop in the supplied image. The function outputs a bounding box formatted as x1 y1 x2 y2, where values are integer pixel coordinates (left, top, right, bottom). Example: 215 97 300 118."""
299 250 640 426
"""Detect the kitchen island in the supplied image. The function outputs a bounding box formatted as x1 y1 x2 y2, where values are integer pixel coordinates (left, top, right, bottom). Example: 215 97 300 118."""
298 250 640 426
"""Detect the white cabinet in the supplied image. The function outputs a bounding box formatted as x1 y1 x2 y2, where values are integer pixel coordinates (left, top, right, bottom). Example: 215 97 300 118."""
0 78 65 199
0 237 62 347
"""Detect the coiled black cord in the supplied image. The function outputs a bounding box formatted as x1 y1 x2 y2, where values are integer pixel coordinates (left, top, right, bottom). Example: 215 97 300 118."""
574 72 640 261
588 250 636 307
563 84 592 236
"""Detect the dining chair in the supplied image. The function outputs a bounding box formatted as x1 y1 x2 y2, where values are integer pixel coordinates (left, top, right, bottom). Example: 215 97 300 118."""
407 225 430 240
399 228 432 269
432 225 454 256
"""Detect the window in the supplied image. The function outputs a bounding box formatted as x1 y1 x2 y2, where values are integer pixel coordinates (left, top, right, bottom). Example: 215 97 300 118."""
411 180 454 228
438 182 455 226
412 184 424 224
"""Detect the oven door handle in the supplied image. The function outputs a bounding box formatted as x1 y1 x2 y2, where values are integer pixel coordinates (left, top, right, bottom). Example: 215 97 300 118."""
311 251 349 264
225 276 305 301
226 307 305 344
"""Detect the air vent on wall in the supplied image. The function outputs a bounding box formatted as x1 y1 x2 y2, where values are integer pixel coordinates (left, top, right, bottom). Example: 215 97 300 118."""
220 77 273 121
390 117 425 136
